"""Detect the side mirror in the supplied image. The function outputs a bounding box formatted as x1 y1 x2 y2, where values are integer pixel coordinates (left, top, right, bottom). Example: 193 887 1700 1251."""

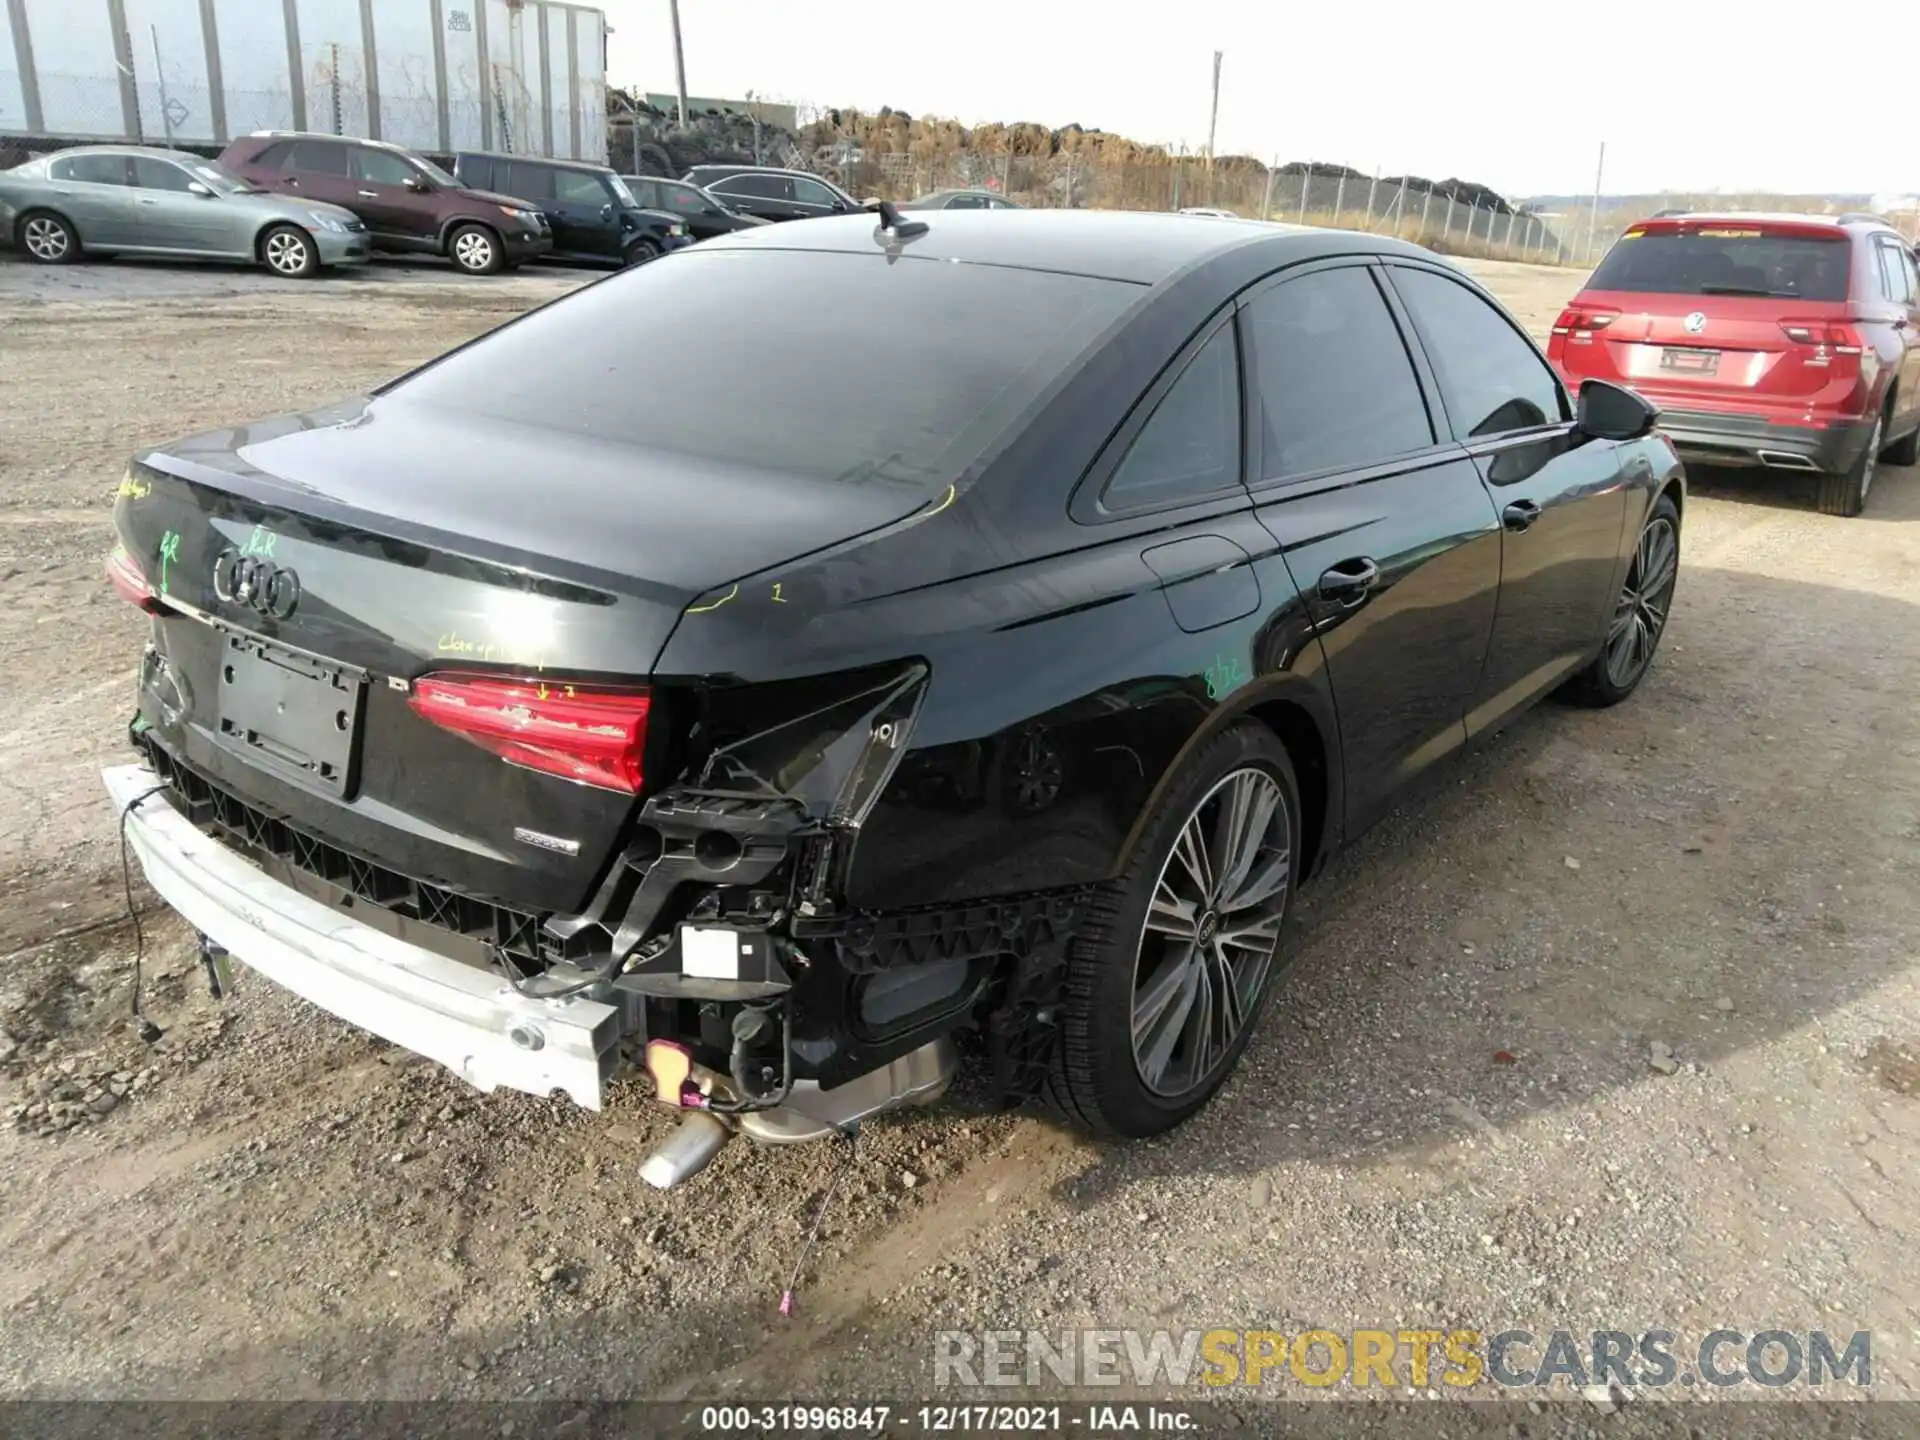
1575 378 1659 441
601 203 614 221
187 181 214 198
402 176 427 192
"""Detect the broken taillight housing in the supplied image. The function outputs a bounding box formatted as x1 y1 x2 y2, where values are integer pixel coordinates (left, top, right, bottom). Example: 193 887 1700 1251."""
407 674 652 794
106 546 164 614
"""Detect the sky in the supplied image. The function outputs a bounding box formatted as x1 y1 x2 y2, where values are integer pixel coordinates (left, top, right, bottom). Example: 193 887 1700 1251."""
602 0 1915 200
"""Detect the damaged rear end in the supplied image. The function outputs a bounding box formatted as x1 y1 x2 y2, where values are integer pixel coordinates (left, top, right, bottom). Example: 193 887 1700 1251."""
106 235 1140 1184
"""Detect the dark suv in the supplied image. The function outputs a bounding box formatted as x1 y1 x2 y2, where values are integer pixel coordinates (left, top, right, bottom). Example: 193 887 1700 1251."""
682 165 860 223
218 132 551 275
455 153 690 266
620 175 768 240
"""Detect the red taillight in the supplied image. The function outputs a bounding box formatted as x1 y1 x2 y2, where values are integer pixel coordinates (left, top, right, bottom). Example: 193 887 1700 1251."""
1779 319 1863 355
1551 305 1618 341
407 673 652 794
106 545 164 614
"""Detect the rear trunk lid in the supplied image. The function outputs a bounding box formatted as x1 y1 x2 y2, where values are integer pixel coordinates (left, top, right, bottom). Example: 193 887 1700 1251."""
115 395 935 916
1556 219 1857 411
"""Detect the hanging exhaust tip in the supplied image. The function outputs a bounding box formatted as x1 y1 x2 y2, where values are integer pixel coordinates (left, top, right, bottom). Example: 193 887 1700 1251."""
639 1110 732 1190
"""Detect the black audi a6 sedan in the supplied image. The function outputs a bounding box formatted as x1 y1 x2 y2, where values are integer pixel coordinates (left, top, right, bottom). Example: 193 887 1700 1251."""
103 209 1682 1185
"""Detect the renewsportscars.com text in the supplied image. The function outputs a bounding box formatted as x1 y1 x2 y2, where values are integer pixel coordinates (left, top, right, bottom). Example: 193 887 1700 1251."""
933 1328 1871 1390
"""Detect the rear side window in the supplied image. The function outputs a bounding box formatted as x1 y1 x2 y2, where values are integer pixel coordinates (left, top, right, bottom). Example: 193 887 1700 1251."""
554 169 607 205
1874 239 1915 305
1102 323 1241 508
287 141 350 175
388 250 1140 491
716 174 788 200
1242 267 1434 480
50 154 128 185
1586 226 1849 302
1390 266 1567 438
504 162 555 200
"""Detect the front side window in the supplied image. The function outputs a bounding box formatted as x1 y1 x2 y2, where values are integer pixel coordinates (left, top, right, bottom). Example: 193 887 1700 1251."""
355 148 419 187
1102 324 1241 508
51 154 129 186
1391 266 1566 438
792 176 841 207
1242 267 1434 481
130 157 196 192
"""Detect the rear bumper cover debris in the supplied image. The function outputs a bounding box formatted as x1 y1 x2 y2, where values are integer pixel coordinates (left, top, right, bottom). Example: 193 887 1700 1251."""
101 762 621 1108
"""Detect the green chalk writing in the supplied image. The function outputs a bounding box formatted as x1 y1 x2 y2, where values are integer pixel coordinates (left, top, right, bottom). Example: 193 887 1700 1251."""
1204 654 1250 701
157 531 182 595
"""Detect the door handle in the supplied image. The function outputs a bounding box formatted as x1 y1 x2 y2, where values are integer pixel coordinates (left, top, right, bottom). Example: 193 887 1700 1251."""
357 189 379 198
1502 500 1542 532
137 198 159 205
1317 556 1380 604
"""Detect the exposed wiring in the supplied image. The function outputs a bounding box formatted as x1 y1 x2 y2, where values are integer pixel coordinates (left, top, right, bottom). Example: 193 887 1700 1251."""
780 1123 860 1317
117 784 171 1045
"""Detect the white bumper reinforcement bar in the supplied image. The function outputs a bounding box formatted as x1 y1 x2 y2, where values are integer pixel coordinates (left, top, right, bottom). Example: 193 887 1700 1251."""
102 763 621 1109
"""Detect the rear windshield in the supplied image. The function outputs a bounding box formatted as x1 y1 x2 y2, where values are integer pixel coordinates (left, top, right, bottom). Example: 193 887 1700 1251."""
1587 227 1850 302
386 248 1140 489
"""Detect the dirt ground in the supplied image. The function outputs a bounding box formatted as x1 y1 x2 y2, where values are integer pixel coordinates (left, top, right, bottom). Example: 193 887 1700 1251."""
1 248 1917 1427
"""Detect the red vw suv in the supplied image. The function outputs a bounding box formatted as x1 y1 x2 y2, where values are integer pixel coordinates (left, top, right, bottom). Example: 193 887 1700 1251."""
1549 212 1920 516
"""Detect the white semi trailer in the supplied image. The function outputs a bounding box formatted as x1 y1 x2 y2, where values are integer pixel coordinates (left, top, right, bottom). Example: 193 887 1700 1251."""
0 0 608 161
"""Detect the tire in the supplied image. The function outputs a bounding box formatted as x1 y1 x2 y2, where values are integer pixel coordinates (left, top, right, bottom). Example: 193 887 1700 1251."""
1882 415 1919 468
623 238 662 267
16 210 78 265
1563 491 1680 708
258 224 318 279
1047 721 1301 1139
447 223 504 275
1816 412 1881 518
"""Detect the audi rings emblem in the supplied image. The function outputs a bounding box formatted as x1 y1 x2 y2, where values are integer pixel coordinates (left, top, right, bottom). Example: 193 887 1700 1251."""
212 549 301 619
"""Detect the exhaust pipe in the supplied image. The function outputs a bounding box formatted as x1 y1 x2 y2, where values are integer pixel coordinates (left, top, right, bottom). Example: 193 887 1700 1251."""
1757 450 1819 471
639 1110 733 1190
634 1037 959 1187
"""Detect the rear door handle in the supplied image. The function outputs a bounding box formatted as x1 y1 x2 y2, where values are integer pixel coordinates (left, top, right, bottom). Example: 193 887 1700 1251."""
1317 556 1379 603
1503 500 1542 532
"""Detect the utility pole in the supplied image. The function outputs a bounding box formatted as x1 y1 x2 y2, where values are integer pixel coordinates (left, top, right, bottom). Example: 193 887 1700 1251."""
1585 140 1606 263
1205 51 1221 177
667 0 689 126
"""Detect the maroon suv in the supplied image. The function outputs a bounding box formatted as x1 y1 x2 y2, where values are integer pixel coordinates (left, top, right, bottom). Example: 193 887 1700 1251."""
218 131 552 275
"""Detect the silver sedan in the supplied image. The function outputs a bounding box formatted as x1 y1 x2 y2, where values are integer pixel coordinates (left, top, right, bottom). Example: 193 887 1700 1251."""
0 146 370 278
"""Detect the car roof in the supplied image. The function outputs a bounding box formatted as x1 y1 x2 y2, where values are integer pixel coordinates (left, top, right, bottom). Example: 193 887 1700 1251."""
45 144 208 161
1637 210 1889 230
458 150 611 174
689 164 823 179
691 208 1405 286
242 129 408 152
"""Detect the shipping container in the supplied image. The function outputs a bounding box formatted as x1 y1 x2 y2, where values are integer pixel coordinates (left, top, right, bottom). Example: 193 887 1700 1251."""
0 0 607 162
